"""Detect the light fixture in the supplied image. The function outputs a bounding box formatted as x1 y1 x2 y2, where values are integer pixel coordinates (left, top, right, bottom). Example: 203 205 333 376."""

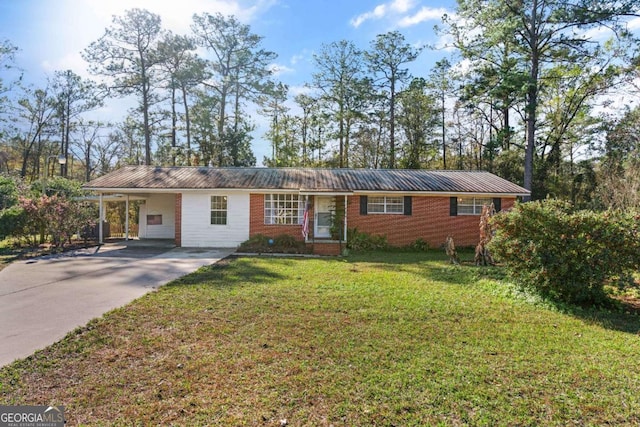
42 154 67 195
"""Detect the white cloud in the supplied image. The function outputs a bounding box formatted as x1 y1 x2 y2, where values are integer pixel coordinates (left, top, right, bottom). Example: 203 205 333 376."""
574 16 640 42
290 54 305 65
398 6 449 28
290 48 312 66
83 0 275 32
628 16 640 31
41 52 92 79
350 0 417 28
268 63 295 76
289 85 315 97
390 0 416 14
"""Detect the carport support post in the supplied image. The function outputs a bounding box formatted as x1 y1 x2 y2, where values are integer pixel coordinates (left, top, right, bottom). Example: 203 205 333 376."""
125 195 130 240
343 195 348 245
99 193 104 244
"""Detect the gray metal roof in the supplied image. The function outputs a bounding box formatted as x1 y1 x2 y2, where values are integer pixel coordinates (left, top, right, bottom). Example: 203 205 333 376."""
83 165 530 195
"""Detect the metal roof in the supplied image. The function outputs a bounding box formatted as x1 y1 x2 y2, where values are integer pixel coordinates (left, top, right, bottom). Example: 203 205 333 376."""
83 165 530 195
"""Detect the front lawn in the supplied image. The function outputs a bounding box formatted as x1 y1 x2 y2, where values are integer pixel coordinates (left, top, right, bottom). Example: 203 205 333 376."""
1 252 640 425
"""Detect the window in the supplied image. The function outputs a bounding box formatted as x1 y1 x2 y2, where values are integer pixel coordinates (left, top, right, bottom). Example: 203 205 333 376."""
146 214 162 225
211 196 228 225
264 194 304 225
456 197 493 215
367 196 404 214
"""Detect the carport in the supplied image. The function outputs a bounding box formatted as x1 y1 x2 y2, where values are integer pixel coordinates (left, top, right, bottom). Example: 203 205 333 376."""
86 192 176 244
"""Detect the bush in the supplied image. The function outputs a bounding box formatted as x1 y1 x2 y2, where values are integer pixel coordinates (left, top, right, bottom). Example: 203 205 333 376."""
18 195 96 248
407 238 429 252
0 176 19 210
0 206 27 239
489 200 640 305
238 234 310 254
346 228 389 252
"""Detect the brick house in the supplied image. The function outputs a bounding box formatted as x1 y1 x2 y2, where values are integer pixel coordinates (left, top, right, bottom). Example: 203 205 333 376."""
83 166 529 254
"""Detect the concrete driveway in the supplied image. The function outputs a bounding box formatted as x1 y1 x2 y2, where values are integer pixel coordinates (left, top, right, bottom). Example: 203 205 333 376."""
0 240 234 367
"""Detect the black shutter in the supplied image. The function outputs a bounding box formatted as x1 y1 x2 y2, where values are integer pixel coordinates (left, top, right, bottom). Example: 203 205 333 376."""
450 197 458 216
360 196 368 215
493 198 502 212
404 196 412 215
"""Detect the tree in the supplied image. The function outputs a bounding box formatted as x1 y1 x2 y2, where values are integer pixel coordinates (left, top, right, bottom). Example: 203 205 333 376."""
365 31 422 169
191 12 276 161
427 59 456 169
50 70 102 176
312 40 367 168
0 39 20 117
223 123 256 166
190 91 219 165
397 78 439 168
156 31 207 166
449 0 639 199
12 85 58 179
295 93 319 166
259 82 289 166
72 119 110 181
598 106 640 210
83 8 163 165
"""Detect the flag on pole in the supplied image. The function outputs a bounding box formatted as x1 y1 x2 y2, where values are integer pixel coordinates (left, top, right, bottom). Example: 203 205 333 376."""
302 202 310 239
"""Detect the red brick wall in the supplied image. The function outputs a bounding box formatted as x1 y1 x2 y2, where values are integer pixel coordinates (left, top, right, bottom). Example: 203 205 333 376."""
309 242 342 256
248 193 516 250
347 196 516 248
249 194 304 240
175 193 182 247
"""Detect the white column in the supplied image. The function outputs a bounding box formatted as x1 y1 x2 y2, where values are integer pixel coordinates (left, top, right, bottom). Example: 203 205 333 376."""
98 193 104 244
125 195 130 240
343 195 348 244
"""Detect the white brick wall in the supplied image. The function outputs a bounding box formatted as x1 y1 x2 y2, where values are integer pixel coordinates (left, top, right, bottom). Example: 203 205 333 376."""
181 191 250 247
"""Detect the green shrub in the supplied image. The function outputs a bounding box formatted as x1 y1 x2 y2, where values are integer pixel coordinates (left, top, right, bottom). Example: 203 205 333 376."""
238 234 310 254
273 233 299 248
0 176 19 210
407 238 429 252
489 200 640 305
346 228 389 252
0 206 27 239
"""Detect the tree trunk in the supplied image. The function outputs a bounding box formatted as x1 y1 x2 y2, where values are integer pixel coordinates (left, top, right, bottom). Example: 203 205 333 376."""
181 85 192 166
389 76 396 169
523 0 539 202
170 84 177 166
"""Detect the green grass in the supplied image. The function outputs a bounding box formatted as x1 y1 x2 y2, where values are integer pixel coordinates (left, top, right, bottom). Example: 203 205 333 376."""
2 251 640 426
0 238 20 270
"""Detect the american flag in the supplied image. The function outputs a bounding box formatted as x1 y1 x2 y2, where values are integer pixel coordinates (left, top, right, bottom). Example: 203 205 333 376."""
302 202 310 239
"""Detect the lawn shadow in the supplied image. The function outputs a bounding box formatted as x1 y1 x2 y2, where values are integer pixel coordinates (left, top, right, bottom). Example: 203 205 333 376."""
167 255 285 288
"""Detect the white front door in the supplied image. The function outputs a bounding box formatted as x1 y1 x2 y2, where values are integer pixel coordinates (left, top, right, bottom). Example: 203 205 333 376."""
314 196 333 238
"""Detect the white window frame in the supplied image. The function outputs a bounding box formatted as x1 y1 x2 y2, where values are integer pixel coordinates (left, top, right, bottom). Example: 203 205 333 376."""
210 195 228 225
457 197 493 215
264 194 304 225
367 196 404 214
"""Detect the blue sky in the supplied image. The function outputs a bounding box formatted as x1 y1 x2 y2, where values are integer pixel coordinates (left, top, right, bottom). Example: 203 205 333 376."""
0 0 456 163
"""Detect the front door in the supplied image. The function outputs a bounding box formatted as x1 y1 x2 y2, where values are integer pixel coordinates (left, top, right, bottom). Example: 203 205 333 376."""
314 196 333 238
